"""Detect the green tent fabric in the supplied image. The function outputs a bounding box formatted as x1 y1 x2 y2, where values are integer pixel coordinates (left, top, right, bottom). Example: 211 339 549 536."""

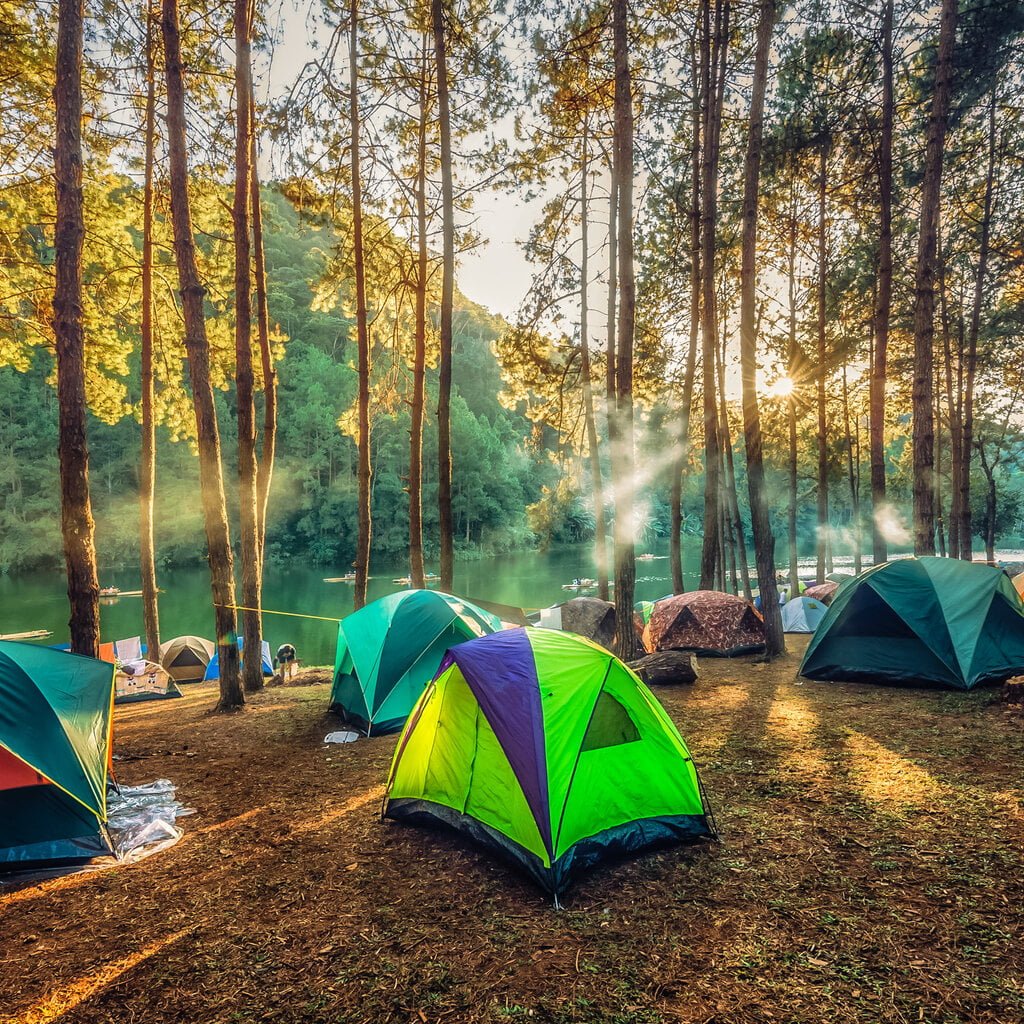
331 590 503 734
801 557 1024 690
385 627 713 898
0 640 115 869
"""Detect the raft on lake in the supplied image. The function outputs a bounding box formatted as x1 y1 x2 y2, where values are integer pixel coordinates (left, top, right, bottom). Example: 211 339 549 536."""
801 556 1024 690
331 590 502 735
384 627 714 899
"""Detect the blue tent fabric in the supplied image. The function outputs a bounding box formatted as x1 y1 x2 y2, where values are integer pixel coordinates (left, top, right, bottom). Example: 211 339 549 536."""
204 639 272 681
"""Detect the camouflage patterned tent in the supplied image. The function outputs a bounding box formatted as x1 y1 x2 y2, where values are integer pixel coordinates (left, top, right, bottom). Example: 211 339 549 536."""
643 592 766 657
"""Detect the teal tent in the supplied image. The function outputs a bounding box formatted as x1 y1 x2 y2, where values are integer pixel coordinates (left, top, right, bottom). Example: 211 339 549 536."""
801 557 1024 689
331 590 503 734
0 641 116 870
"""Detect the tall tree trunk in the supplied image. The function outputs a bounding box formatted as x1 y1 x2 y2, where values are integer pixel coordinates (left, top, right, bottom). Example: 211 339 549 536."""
787 192 800 594
579 124 609 601
251 81 276 583
350 0 372 608
912 0 957 555
670 37 703 596
409 36 429 589
54 0 99 657
738 0 782 652
960 83 997 561
433 0 455 592
606 171 617 410
162 0 241 707
234 0 262 692
842 364 862 573
869 0 893 566
937 226 961 559
815 142 829 583
699 0 728 590
139 1 160 664
717 330 751 601
610 0 637 660
934 388 946 555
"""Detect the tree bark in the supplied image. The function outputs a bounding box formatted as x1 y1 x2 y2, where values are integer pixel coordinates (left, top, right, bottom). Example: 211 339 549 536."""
350 0 372 608
869 0 893 567
738 0 783 653
960 83 997 562
671 34 702 597
699 0 728 590
610 0 638 661
54 0 100 657
139 0 160 664
162 0 241 707
235 0 262 692
786 189 800 594
606 171 617 410
718 329 751 601
815 141 829 583
937 225 961 559
579 123 609 601
409 35 429 589
433 0 455 592
251 81 276 584
912 0 957 555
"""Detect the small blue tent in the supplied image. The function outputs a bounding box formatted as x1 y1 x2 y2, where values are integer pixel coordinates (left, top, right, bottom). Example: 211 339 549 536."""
203 638 273 681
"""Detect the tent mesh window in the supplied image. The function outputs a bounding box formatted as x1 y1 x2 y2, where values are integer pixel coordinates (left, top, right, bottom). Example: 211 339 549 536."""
172 648 204 667
581 691 641 752
830 586 918 639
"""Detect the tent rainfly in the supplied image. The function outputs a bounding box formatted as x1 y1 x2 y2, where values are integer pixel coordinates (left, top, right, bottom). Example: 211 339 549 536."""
644 591 766 657
801 557 1024 690
160 635 215 683
331 590 502 735
385 627 714 899
0 641 116 870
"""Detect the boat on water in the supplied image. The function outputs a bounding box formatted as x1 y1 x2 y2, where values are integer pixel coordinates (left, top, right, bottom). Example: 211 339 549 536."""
323 574 358 583
392 573 441 585
100 586 120 597
562 578 598 590
637 553 664 561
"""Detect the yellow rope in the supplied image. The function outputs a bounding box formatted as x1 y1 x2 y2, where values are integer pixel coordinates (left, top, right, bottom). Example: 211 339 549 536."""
216 604 341 623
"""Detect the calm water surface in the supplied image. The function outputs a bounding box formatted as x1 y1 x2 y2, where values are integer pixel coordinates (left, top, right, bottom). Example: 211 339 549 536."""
3 543 1016 665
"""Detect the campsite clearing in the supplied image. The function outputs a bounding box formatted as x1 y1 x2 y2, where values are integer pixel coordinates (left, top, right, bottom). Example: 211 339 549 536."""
3 639 1024 1023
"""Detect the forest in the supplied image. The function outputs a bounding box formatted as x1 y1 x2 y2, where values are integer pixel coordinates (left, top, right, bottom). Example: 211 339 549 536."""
3 0 1024 687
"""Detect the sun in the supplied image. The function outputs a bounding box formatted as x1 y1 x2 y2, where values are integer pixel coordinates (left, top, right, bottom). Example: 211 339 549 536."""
767 375 795 398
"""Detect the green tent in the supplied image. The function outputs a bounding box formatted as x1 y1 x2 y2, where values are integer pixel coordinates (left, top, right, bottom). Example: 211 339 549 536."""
0 641 115 870
801 557 1024 690
331 590 502 734
385 627 713 899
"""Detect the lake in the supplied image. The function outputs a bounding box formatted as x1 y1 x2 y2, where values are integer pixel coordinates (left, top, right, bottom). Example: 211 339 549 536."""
3 543 1017 665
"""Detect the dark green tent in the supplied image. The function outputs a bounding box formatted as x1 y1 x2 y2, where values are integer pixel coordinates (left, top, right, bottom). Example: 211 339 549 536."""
331 590 503 734
0 641 116 870
801 557 1024 690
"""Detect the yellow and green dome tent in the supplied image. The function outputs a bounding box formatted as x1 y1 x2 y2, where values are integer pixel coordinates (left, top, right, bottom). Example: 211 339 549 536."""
331 590 502 735
385 627 714 899
801 557 1024 690
0 641 115 870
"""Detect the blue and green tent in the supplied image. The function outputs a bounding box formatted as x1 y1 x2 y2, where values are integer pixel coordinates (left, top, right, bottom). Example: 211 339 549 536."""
801 557 1024 689
385 628 713 898
0 641 116 870
331 590 502 734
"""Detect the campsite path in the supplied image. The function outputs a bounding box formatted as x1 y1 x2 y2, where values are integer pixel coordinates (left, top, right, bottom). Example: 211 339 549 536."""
4 642 1024 1023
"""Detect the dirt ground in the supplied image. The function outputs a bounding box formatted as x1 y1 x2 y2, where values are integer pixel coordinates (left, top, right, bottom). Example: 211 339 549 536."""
4 637 1024 1024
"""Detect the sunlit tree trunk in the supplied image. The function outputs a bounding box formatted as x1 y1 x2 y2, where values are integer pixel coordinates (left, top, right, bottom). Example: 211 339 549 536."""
234 0 262 692
960 84 997 562
579 123 609 601
739 0 782 651
815 142 829 583
938 227 960 559
718 331 751 601
912 0 957 555
610 0 637 660
251 81 276 586
671 35 702 597
54 0 99 657
433 0 455 592
699 0 728 590
786 194 800 594
139 1 160 664
869 0 893 567
350 0 372 608
842 364 862 573
162 0 241 707
409 36 429 589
